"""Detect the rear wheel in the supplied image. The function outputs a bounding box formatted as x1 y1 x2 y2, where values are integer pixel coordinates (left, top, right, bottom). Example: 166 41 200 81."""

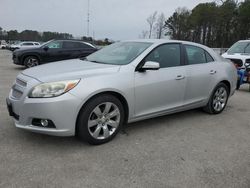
236 80 241 90
76 94 125 145
203 83 229 114
24 56 40 68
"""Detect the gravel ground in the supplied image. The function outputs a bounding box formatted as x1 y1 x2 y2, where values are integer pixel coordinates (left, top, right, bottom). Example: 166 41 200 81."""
0 50 249 188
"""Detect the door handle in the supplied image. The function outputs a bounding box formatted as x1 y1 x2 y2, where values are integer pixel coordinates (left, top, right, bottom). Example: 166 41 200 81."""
175 75 185 80
210 70 217 75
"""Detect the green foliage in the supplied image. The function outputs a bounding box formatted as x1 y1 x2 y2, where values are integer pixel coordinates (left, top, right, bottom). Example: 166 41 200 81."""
165 8 191 40
0 29 73 42
0 28 112 45
165 0 250 48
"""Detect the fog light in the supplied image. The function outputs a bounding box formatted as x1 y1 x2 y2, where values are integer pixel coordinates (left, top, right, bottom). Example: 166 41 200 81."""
32 118 56 128
41 119 49 127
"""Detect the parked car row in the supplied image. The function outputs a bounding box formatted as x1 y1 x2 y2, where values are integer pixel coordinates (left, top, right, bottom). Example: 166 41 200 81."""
0 40 41 50
9 41 41 51
0 40 7 49
12 39 98 68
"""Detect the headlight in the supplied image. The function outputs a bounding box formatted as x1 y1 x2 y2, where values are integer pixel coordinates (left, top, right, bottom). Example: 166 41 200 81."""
29 79 80 98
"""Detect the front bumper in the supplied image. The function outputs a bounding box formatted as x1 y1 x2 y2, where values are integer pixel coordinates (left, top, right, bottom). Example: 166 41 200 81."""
7 89 82 137
12 54 22 65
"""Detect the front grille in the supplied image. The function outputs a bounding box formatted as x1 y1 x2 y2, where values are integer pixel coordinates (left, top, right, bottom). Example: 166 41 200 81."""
11 77 27 100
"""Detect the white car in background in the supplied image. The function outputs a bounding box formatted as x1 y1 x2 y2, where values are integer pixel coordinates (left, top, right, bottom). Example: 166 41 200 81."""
0 40 7 49
222 40 250 67
10 41 41 51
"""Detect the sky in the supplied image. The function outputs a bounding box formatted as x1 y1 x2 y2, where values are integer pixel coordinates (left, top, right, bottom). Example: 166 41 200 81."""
0 0 214 40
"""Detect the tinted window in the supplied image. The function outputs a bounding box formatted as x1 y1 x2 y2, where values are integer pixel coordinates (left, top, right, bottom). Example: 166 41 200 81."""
185 45 207 65
63 41 79 49
77 42 92 49
22 43 34 46
144 44 181 68
205 51 214 62
47 41 62 49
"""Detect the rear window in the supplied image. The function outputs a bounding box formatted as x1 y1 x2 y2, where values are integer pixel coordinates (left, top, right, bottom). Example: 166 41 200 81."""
185 45 214 64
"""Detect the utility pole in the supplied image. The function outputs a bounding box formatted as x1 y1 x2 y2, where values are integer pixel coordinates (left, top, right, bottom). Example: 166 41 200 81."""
87 0 90 37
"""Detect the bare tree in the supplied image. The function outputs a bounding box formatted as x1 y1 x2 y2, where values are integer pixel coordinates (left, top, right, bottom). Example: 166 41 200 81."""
154 13 166 39
139 30 149 39
147 11 157 39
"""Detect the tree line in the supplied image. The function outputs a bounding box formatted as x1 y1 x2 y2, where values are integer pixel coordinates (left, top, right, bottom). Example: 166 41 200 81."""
0 28 112 45
0 28 73 42
143 0 250 48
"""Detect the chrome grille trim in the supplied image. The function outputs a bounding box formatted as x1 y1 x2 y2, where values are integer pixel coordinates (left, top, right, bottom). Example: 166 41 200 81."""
11 77 27 100
16 78 27 87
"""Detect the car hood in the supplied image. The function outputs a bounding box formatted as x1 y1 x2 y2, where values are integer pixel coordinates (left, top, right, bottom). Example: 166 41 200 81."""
222 52 250 59
22 59 121 82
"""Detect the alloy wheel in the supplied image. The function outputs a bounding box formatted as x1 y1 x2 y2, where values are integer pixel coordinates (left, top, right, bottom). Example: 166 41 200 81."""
26 57 39 67
88 102 121 140
212 87 228 112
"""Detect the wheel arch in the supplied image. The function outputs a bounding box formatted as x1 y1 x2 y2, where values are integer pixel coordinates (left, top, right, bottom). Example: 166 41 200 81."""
21 53 41 64
220 80 231 94
75 91 129 134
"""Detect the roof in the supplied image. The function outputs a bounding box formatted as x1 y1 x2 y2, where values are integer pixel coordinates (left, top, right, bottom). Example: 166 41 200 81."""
124 39 212 50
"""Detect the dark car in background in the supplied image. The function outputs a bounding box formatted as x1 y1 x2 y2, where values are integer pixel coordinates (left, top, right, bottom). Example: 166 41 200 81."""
12 40 98 68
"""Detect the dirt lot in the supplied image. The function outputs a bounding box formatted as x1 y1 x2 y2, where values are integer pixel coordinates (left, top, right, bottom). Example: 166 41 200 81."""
0 50 249 188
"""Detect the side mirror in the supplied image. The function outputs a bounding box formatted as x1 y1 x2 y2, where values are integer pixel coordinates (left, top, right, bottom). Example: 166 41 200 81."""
43 46 49 51
140 61 160 71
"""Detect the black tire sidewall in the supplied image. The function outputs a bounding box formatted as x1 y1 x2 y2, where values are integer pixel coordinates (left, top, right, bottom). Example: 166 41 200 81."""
208 83 229 114
76 94 125 145
24 56 39 68
236 80 240 90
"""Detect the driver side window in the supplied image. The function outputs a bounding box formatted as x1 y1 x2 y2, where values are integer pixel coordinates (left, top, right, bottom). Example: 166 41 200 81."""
47 41 62 49
144 44 181 68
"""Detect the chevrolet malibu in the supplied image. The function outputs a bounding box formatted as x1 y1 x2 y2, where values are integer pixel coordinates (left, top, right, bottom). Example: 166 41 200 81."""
7 40 237 144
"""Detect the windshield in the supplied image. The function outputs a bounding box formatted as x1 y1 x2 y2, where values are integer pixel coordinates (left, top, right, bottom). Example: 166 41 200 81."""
85 42 152 65
228 41 250 54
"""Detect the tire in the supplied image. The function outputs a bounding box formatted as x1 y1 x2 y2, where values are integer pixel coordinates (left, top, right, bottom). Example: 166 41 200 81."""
236 80 241 90
76 94 125 145
203 83 229 114
24 56 40 68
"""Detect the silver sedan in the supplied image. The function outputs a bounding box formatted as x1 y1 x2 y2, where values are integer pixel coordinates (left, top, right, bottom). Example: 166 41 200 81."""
7 40 237 144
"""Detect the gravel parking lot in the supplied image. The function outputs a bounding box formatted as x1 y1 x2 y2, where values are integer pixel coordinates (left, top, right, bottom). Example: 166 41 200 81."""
0 50 249 188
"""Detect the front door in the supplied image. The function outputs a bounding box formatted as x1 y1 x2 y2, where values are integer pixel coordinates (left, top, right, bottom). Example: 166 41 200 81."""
134 43 187 117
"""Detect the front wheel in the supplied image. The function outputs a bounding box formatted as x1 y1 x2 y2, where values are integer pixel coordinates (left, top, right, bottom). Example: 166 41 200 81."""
203 83 229 114
24 56 40 68
76 94 125 145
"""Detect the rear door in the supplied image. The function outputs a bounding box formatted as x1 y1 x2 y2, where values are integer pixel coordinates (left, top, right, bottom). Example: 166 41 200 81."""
183 45 217 105
76 42 97 58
